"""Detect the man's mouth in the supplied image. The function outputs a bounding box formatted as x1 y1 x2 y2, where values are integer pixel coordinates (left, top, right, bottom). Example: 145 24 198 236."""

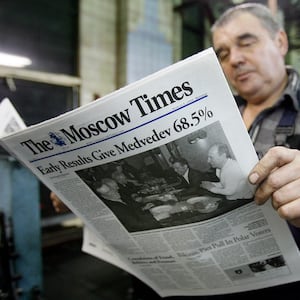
236 71 251 81
235 67 254 81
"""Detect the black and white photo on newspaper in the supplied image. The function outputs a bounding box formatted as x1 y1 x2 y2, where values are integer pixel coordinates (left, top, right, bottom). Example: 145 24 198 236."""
76 121 254 232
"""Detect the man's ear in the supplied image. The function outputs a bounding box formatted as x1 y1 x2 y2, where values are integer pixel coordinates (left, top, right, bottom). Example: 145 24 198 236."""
276 29 289 56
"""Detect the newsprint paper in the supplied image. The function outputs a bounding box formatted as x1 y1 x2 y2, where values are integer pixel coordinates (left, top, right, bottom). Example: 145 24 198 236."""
0 98 26 136
1 48 300 297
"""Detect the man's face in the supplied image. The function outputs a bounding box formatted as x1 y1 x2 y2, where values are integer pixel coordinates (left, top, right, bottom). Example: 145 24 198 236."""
172 162 188 176
106 180 119 191
97 183 120 201
115 173 127 184
207 147 223 169
212 13 288 104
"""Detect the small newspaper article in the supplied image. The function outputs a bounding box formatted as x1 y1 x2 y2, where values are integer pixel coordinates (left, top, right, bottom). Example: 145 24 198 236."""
1 48 300 297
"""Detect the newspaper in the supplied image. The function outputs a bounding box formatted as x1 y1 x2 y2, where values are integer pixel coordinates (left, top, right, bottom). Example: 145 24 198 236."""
0 98 27 137
1 48 300 297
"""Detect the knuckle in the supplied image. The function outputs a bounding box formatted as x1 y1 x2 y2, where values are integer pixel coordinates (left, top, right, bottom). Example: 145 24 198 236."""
277 206 291 220
272 190 283 207
267 146 283 160
267 173 281 189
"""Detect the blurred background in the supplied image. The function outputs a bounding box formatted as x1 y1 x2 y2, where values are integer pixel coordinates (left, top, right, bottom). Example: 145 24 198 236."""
1 0 300 299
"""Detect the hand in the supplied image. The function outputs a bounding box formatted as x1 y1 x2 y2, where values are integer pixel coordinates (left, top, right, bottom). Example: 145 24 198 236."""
248 146 300 228
201 181 215 190
50 191 70 213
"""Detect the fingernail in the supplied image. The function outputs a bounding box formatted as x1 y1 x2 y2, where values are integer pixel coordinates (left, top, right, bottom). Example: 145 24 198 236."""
249 172 259 184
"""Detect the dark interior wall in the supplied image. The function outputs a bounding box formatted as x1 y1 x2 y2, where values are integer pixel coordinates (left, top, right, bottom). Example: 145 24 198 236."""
178 0 300 63
0 0 78 75
0 0 79 126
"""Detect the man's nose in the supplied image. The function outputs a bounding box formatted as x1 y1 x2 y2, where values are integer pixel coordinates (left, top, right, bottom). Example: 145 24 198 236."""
228 46 245 66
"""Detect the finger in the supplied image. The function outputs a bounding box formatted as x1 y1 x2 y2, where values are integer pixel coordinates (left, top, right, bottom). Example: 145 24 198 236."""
49 191 57 201
50 192 69 213
276 198 300 224
271 178 300 209
52 198 63 212
249 147 297 185
254 162 300 205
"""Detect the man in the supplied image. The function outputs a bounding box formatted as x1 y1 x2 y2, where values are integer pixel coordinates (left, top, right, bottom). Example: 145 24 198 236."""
111 170 140 204
201 143 254 200
51 3 300 298
171 157 218 196
95 178 161 232
211 2 300 230
202 2 300 298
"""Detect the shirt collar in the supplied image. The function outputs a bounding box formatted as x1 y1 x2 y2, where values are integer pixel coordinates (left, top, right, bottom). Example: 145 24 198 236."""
283 66 300 110
183 169 189 183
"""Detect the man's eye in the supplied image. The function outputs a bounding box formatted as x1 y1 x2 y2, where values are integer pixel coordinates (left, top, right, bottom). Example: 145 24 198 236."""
239 38 257 47
240 42 252 47
217 51 229 62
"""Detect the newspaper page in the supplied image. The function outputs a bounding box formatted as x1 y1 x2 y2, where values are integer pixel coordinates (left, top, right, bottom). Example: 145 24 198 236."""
0 98 27 137
1 48 300 297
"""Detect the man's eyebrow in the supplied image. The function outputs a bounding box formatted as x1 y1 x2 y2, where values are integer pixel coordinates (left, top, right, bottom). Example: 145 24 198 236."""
237 32 258 41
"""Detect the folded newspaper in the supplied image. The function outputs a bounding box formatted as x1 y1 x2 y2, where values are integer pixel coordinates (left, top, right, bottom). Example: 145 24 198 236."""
1 48 300 297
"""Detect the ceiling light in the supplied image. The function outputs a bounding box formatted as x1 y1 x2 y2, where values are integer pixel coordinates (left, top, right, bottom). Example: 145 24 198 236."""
0 52 32 68
232 0 244 4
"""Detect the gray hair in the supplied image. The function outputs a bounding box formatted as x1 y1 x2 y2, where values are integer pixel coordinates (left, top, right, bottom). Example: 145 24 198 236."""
211 3 282 38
